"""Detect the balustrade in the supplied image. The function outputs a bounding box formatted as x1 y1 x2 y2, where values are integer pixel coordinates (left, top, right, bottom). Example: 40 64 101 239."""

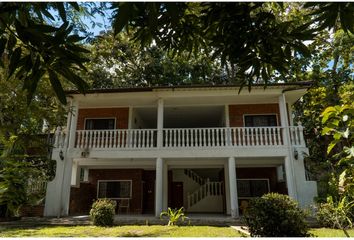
53 126 305 149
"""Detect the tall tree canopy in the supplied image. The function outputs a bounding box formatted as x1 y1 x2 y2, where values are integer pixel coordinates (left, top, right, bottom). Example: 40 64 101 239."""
0 2 353 103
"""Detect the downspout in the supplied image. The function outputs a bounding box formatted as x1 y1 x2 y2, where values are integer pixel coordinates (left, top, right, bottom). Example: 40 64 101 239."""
57 96 74 218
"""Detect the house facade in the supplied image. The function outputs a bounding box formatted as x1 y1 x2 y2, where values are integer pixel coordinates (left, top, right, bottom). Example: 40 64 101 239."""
44 83 317 217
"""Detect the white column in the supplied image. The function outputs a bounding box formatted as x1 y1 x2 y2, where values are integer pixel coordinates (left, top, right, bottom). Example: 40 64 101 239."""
163 162 168 211
44 99 77 217
61 99 78 216
128 107 133 129
278 94 290 146
228 157 239 217
155 157 164 217
70 161 80 187
225 104 230 127
288 105 294 126
224 162 231 215
157 98 164 148
279 94 298 200
284 156 296 199
68 100 79 148
83 168 89 182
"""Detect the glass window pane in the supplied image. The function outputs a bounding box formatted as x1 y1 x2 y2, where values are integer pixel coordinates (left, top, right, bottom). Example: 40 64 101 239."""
98 181 131 198
244 115 277 127
85 119 115 130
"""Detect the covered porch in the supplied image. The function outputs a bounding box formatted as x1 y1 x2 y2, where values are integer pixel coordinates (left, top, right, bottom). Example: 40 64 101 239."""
67 156 291 218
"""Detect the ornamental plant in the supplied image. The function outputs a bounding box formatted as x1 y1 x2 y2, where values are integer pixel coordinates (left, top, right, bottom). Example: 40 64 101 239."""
160 207 186 226
89 199 116 226
243 193 310 237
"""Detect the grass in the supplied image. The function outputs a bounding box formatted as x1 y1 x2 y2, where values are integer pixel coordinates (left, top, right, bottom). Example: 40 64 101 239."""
0 225 243 237
310 228 354 237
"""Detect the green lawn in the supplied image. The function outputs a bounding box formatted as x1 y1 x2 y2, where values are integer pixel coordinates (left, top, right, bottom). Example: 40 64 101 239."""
0 225 243 237
310 228 354 237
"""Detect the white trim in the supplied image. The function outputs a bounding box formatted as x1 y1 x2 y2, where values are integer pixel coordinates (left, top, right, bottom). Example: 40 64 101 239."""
243 113 279 127
96 180 132 199
84 117 117 130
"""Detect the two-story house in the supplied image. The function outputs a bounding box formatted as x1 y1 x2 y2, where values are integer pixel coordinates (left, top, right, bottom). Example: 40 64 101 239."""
44 83 317 218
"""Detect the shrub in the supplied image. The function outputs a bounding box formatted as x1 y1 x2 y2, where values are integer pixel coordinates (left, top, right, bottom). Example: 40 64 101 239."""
316 196 353 229
89 199 116 226
243 193 309 237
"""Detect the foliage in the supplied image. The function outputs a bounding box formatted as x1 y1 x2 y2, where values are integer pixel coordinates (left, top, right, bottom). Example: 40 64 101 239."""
0 3 353 102
0 160 31 217
316 196 353 234
160 207 186 226
0 3 90 104
83 32 228 89
112 2 354 87
243 193 309 237
320 100 354 237
89 199 116 227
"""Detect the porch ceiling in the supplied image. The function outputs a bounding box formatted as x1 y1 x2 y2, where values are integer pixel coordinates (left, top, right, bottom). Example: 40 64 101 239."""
135 105 224 128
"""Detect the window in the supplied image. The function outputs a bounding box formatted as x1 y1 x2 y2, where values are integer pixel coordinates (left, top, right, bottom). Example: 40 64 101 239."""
97 180 132 199
244 115 277 127
85 118 115 130
237 179 270 198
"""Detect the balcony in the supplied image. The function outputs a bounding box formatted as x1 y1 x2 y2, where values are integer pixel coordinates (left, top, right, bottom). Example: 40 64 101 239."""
53 126 305 150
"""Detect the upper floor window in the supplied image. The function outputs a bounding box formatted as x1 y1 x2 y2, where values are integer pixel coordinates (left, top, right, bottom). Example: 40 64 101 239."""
244 115 277 127
85 118 115 130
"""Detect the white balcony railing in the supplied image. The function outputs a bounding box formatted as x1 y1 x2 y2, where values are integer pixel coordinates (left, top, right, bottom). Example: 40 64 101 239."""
76 129 157 149
163 127 285 147
53 126 306 150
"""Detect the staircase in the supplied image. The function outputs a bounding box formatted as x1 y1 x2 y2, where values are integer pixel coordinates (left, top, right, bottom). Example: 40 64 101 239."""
183 169 224 212
187 181 223 208
184 169 205 185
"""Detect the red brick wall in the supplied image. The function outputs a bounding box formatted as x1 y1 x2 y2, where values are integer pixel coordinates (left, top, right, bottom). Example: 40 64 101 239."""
20 205 44 217
229 104 280 127
236 167 287 194
77 108 129 130
69 169 145 214
89 169 143 214
69 183 96 215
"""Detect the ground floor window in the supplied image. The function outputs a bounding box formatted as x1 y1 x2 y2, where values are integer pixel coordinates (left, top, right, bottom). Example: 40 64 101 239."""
97 180 132 199
237 179 270 198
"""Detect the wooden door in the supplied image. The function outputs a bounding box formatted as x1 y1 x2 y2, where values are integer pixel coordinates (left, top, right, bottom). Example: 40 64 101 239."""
143 171 155 214
171 182 183 209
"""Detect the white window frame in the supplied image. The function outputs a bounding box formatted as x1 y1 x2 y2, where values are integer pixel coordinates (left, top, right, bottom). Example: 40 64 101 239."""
243 114 279 127
84 117 117 130
96 180 132 199
237 178 270 199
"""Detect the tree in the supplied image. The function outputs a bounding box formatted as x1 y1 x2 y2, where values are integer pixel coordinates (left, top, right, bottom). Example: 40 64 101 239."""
0 3 90 104
0 68 66 217
83 31 228 88
1 2 354 103
112 2 354 86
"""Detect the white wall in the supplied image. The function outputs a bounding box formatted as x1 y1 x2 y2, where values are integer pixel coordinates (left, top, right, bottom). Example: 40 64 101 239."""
188 196 224 213
292 147 318 209
131 109 147 129
172 169 201 208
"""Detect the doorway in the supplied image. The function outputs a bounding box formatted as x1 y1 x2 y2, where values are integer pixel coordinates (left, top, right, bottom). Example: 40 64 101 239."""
171 182 183 209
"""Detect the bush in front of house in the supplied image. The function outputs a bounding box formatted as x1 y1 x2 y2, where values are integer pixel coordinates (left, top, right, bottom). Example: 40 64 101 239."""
243 193 310 237
90 199 116 226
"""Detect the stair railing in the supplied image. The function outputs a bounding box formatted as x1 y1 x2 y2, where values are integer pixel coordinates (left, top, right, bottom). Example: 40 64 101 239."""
187 181 223 208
